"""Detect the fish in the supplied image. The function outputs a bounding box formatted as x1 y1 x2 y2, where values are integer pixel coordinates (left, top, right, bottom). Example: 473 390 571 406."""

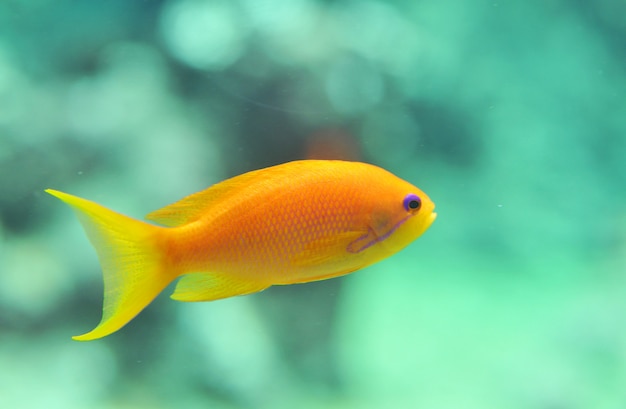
46 160 436 341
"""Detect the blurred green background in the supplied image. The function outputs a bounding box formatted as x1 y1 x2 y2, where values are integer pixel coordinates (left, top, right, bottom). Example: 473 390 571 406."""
1 0 625 408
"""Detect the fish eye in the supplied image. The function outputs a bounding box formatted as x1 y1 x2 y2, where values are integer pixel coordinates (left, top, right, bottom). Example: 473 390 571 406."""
403 194 421 212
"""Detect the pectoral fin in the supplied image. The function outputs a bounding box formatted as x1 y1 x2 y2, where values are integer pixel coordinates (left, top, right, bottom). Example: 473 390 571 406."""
290 230 366 267
346 227 379 253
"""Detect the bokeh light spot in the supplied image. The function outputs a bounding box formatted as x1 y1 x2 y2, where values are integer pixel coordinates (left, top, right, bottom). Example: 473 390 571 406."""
325 56 383 115
160 0 246 70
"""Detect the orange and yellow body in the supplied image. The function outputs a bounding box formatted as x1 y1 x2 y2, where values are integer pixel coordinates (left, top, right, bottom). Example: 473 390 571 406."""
47 160 436 341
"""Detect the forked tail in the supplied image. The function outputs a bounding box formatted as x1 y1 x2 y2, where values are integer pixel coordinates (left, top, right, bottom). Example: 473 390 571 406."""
46 189 175 341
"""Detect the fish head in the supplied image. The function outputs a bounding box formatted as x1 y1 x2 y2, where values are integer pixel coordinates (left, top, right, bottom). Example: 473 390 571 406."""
348 179 436 256
385 187 437 251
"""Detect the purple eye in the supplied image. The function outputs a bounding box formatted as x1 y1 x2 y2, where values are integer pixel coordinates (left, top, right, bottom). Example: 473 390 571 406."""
403 194 421 212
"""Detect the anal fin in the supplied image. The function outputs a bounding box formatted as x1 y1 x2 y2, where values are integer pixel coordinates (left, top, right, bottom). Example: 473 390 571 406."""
171 272 269 302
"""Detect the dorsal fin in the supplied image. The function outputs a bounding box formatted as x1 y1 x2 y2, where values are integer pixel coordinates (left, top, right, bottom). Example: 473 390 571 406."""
145 161 315 227
145 168 267 227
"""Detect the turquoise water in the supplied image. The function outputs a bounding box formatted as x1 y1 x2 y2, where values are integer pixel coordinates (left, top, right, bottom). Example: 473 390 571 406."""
1 1 625 408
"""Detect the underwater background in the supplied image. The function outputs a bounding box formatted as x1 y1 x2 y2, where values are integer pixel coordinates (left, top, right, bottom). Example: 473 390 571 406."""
1 0 625 408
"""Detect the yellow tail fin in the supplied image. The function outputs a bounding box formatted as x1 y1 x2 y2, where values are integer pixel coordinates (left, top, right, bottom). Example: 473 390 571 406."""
46 189 174 341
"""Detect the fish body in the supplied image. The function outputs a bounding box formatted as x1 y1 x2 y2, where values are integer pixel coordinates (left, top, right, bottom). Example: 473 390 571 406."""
47 160 436 340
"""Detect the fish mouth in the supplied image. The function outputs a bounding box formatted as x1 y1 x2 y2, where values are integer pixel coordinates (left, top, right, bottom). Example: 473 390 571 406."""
426 211 437 228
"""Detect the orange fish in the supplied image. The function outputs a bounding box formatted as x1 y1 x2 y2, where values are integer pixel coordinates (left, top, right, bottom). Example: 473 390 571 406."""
46 160 436 341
